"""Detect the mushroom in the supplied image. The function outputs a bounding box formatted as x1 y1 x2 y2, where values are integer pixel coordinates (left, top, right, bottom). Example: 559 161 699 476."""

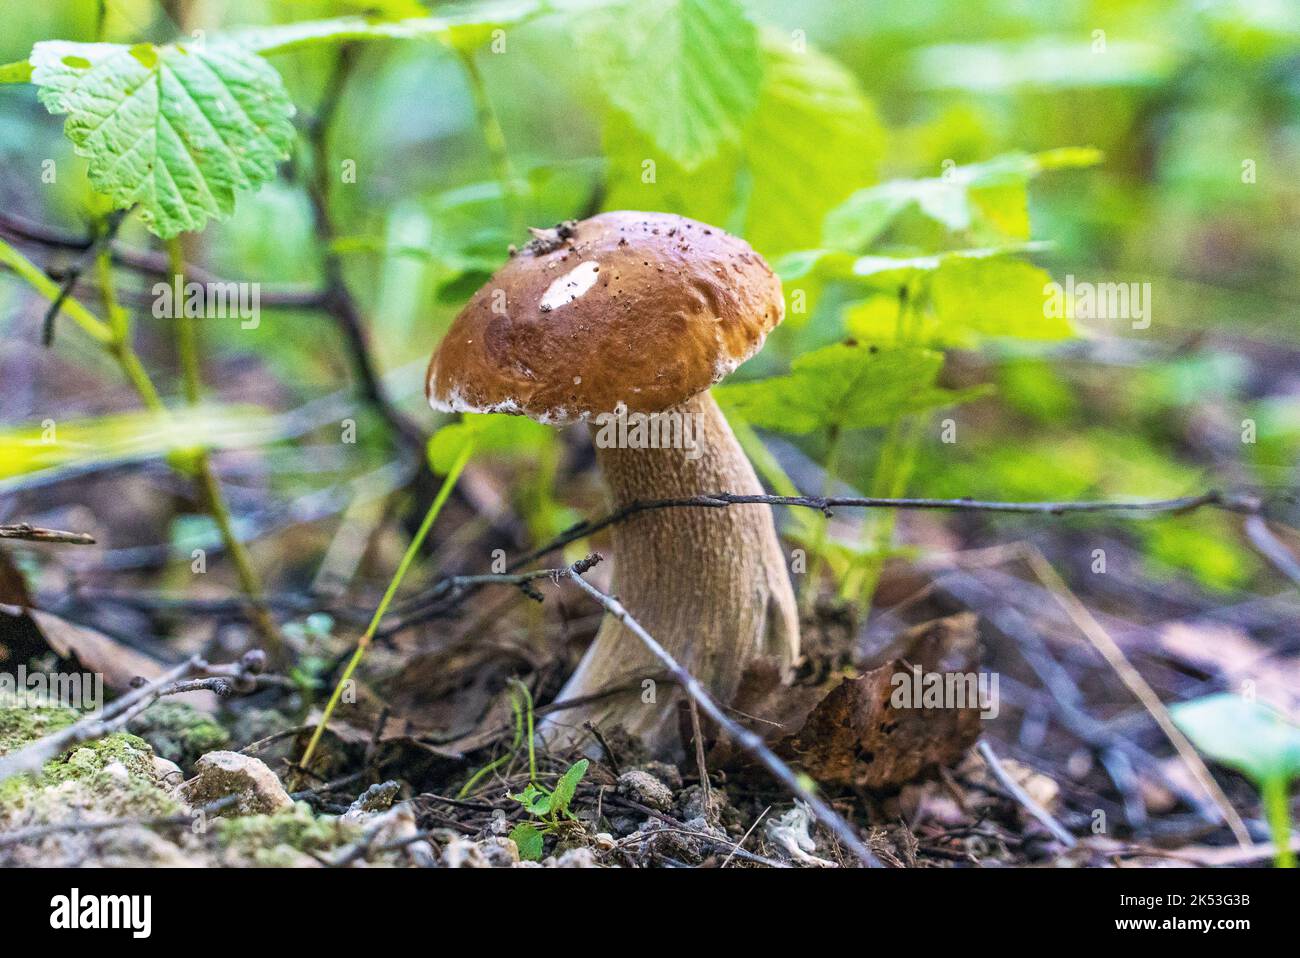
427 211 799 755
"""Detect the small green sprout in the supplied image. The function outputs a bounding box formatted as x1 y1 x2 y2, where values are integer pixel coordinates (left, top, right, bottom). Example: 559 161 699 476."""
508 759 590 862
1172 693 1300 868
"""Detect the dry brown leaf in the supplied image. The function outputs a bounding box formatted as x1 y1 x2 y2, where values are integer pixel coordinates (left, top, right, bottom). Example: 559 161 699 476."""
776 612 984 789
0 603 164 691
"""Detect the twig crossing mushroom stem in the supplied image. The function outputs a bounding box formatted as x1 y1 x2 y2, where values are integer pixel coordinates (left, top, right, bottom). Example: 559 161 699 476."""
559 555 881 868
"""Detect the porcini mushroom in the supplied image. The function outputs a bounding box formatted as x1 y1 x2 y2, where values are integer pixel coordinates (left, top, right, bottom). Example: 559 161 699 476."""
427 211 800 755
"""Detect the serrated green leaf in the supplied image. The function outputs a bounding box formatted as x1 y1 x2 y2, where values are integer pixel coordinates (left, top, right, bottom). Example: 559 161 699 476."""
29 40 296 238
601 111 740 231
510 782 553 816
583 0 761 171
1171 694 1300 786
822 149 1102 250
509 822 545 860
232 0 544 55
548 758 588 818
714 343 981 435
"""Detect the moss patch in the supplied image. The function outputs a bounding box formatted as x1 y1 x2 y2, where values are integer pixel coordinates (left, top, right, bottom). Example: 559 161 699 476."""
129 700 230 768
0 701 179 822
215 801 360 866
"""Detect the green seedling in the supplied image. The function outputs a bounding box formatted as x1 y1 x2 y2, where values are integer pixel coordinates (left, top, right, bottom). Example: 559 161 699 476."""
1171 693 1300 867
508 759 590 862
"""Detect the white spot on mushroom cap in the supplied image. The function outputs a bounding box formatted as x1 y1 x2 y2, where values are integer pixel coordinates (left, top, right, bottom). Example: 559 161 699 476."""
539 260 601 312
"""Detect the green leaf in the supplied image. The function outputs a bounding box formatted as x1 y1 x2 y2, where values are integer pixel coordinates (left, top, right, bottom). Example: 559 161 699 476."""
0 59 32 83
1171 694 1300 786
583 0 762 170
714 342 983 435
427 414 550 474
509 822 545 861
601 111 739 232
735 31 884 256
231 0 544 56
911 39 1175 93
926 257 1071 345
548 759 589 818
29 40 296 238
509 782 553 816
822 149 1102 250
602 30 883 258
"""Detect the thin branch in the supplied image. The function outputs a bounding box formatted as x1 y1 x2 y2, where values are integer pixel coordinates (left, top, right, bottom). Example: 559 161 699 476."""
0 651 266 784
1243 514 1300 588
0 211 323 309
0 523 95 545
42 209 126 346
384 487 1271 634
304 44 424 452
165 237 285 662
976 739 1076 848
1017 543 1254 847
558 554 882 868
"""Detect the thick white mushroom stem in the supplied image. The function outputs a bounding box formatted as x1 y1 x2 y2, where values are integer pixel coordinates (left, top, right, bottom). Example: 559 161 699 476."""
541 391 801 757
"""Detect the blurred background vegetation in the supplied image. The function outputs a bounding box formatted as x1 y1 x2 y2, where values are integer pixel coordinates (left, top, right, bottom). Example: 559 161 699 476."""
1 0 1298 605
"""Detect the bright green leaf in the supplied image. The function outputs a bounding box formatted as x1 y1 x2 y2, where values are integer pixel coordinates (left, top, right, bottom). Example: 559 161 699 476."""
714 342 983 435
583 0 762 171
509 822 545 860
0 59 32 83
603 30 883 258
29 40 296 238
1171 694 1300 786
738 32 884 255
822 149 1102 250
427 414 550 474
927 256 1071 343
548 758 589 818
0 404 283 488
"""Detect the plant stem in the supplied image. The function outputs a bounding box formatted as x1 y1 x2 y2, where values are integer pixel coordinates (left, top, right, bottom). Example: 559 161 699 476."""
165 238 283 660
1262 776 1296 868
457 48 524 239
848 284 925 606
802 423 843 615
0 238 112 344
297 439 475 774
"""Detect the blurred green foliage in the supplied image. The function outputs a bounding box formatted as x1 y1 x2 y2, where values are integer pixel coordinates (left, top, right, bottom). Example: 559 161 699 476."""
1 0 1296 601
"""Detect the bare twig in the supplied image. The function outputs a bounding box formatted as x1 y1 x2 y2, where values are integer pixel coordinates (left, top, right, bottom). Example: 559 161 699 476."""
0 210 324 309
304 44 424 452
976 739 1076 847
42 209 126 346
1018 543 1253 847
1243 514 1300 588
386 487 1271 633
558 555 881 867
0 523 95 545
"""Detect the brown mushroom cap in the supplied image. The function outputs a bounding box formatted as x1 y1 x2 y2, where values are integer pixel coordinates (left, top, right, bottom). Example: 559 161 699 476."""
426 211 784 424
